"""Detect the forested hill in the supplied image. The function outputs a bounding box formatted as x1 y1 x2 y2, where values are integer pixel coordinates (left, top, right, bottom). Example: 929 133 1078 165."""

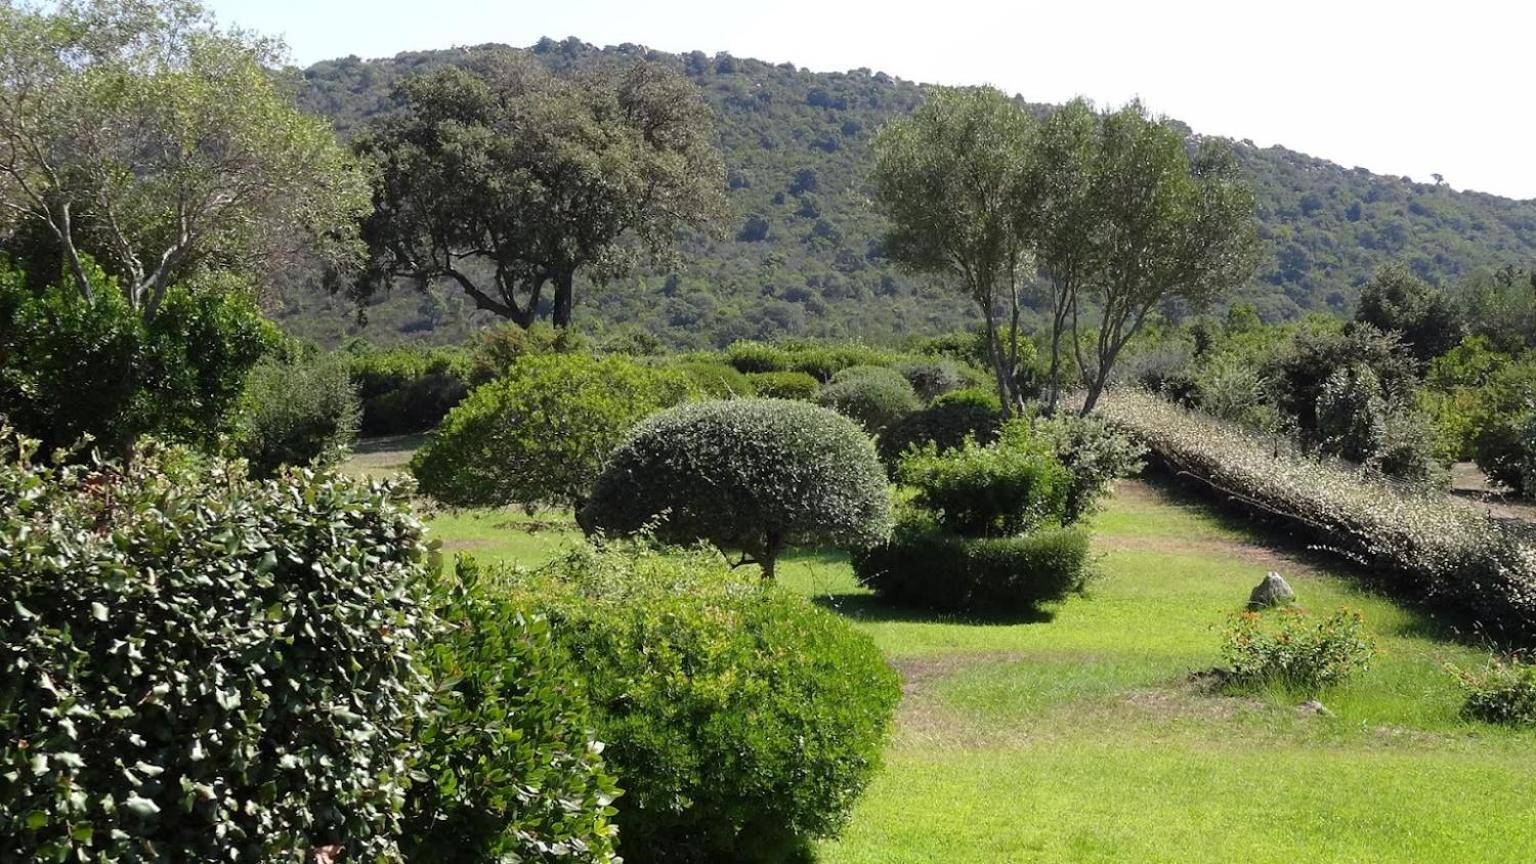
278 36 1536 349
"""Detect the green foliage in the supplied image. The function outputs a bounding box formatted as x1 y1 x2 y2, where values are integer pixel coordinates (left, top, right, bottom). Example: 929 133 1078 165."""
744 370 820 400
346 345 471 436
815 369 919 434
581 399 893 580
235 355 360 477
499 542 901 863
854 516 1091 614
1455 266 1536 355
1262 322 1418 439
666 360 754 398
0 265 274 455
403 559 620 864
1469 356 1536 494
411 354 694 509
1221 607 1377 694
897 428 1071 538
468 323 585 385
1454 659 1536 726
1192 349 1282 431
725 340 791 373
1032 412 1147 522
1355 263 1465 365
0 436 433 862
786 343 901 382
352 49 725 327
876 393 1003 469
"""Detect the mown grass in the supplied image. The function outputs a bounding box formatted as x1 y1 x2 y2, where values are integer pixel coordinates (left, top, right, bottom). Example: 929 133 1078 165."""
346 442 1536 863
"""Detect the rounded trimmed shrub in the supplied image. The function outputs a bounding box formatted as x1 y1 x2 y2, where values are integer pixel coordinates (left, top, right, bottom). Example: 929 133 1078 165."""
724 340 789 373
0 436 433 862
746 370 820 400
785 344 897 382
815 369 920 434
500 542 901 864
235 355 360 476
411 354 696 510
853 516 1091 614
581 399 893 580
667 360 754 398
877 393 1003 469
895 359 968 402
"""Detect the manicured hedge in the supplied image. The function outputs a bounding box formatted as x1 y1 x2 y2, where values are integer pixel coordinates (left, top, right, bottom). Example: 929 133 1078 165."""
1099 390 1536 644
854 518 1091 614
499 543 901 863
746 370 820 400
876 394 1003 469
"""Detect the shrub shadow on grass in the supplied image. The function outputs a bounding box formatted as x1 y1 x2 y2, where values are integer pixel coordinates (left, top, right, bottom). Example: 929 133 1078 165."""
353 432 433 455
811 592 1057 627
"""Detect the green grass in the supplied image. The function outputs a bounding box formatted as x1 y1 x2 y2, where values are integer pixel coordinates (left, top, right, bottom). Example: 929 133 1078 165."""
344 440 1536 862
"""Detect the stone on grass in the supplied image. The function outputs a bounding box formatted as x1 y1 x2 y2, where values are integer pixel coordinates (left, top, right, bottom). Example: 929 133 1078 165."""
1247 571 1295 610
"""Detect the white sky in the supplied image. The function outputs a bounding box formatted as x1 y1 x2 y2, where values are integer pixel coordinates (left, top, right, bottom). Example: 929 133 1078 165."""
207 0 1536 200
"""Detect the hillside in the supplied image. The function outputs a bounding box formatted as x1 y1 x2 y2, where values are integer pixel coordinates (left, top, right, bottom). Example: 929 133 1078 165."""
275 37 1536 349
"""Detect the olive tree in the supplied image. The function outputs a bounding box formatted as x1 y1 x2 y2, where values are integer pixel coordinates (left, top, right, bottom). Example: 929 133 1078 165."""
871 87 1033 416
354 50 726 329
0 0 371 319
581 399 894 581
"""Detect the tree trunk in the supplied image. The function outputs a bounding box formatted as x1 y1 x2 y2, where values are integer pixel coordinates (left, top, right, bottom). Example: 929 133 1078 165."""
759 531 784 583
978 296 1013 419
552 270 574 329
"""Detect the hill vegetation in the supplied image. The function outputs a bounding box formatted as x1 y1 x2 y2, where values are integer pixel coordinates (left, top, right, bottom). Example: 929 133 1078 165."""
276 37 1536 349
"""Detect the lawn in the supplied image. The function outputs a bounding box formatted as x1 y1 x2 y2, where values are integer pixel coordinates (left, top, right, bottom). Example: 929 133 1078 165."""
349 446 1536 863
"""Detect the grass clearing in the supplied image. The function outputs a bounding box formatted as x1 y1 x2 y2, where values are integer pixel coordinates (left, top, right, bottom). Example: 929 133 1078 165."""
344 440 1536 862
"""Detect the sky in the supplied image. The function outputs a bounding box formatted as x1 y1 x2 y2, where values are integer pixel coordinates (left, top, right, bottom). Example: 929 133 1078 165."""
206 0 1536 200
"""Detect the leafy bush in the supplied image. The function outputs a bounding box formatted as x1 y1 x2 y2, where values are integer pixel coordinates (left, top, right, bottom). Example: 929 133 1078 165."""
412 354 695 510
500 542 901 864
1220 606 1377 693
1454 659 1536 726
815 369 919 434
1192 349 1281 431
894 359 967 401
468 323 585 386
876 392 1003 469
404 559 620 864
1355 263 1465 365
235 355 360 476
854 516 1091 614
667 360 754 398
898 429 1070 537
582 399 893 580
1032 413 1146 522
1099 390 1536 643
346 346 471 436
785 343 898 382
724 339 789 373
1262 323 1417 439
1469 355 1536 494
0 265 274 455
745 370 820 400
0 435 433 862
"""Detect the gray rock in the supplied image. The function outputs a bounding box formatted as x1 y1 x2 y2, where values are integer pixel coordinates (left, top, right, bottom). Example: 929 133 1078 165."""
1247 571 1295 610
1297 699 1333 717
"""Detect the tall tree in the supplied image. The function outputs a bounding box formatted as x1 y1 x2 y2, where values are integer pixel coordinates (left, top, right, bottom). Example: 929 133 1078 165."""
871 86 1033 416
0 0 370 320
1072 104 1259 415
1355 262 1465 365
353 50 726 329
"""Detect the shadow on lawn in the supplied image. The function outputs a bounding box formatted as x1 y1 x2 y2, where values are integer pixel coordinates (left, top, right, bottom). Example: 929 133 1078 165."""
811 592 1055 627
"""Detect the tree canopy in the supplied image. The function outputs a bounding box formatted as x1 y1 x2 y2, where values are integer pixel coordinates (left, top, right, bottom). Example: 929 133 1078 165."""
352 49 726 329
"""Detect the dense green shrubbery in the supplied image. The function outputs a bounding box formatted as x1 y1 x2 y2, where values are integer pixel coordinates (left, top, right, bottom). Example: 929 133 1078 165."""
1469 355 1536 494
745 370 820 400
667 360 754 398
723 340 901 383
500 542 901 864
0 436 433 861
346 346 470 436
1355 263 1465 366
816 368 919 434
854 518 1091 614
582 399 892 580
876 389 1003 468
1220 607 1377 694
895 358 969 402
1100 390 1536 643
724 339 790 373
1454 659 1536 726
1032 412 1147 522
235 355 360 476
467 323 585 386
412 354 695 510
1261 323 1417 441
898 430 1070 537
0 265 274 455
404 559 620 864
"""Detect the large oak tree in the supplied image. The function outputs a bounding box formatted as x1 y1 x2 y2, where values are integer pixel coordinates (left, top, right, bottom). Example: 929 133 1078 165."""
353 50 726 329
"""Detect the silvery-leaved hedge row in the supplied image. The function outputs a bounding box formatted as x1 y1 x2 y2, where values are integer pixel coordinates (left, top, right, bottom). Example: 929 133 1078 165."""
1098 390 1536 644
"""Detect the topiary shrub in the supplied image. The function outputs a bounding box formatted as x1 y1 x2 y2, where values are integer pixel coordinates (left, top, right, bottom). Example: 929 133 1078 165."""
897 429 1071 538
498 542 901 864
746 370 820 400
854 516 1091 615
0 434 433 862
815 369 920 434
581 399 893 580
412 354 696 511
235 355 360 476
403 558 621 864
894 359 968 402
667 360 754 398
876 392 1003 469
724 340 789 373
